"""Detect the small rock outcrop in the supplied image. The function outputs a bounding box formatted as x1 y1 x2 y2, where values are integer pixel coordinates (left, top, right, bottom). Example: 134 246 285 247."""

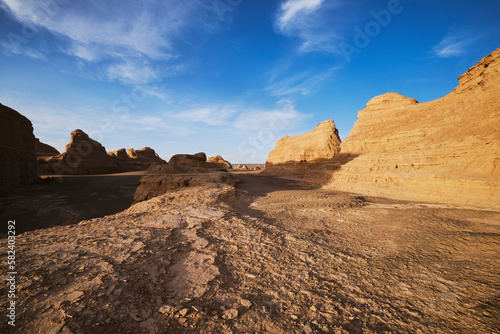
265 120 342 174
308 48 500 209
134 153 237 202
35 138 60 159
207 155 232 169
236 164 249 170
43 129 118 175
0 103 37 188
108 147 166 172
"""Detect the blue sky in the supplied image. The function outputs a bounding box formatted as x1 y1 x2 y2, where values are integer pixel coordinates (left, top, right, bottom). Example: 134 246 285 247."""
0 0 499 163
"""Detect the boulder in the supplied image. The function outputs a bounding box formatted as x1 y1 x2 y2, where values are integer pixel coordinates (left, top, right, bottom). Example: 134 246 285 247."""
0 103 37 188
44 129 118 175
307 48 500 209
207 155 232 169
35 138 60 159
265 120 342 175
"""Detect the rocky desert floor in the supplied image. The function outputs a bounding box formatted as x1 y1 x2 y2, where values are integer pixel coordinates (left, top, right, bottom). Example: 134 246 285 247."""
0 171 145 237
1 172 499 333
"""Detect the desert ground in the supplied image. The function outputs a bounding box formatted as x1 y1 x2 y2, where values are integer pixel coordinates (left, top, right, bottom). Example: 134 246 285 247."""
1 171 499 333
0 171 145 237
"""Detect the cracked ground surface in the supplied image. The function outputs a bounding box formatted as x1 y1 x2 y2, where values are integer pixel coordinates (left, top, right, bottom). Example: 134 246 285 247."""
1 172 499 333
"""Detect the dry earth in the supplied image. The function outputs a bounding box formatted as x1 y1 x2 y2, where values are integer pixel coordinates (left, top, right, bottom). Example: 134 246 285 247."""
1 172 499 333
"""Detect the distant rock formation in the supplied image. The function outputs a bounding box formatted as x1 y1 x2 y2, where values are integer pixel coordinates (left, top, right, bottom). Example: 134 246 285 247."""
108 147 166 172
236 164 249 170
265 120 342 175
254 166 262 171
43 129 118 175
0 103 37 188
307 48 500 209
35 138 60 159
168 153 216 168
207 155 232 169
134 153 237 202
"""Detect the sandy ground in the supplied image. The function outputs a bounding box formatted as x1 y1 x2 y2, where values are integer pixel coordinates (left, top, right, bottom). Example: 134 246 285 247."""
0 171 145 236
230 172 500 333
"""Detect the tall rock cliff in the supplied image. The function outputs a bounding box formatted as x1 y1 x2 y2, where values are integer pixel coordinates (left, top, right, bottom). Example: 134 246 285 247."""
0 103 37 188
311 48 500 209
265 120 342 174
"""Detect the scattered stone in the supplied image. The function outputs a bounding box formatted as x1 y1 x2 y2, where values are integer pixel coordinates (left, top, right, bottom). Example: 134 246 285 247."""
239 299 252 308
222 309 238 320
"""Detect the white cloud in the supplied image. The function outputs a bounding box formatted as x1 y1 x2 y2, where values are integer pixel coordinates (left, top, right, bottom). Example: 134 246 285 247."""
233 99 310 132
266 68 338 96
275 0 341 53
432 29 477 58
0 0 217 83
277 0 325 31
168 105 238 126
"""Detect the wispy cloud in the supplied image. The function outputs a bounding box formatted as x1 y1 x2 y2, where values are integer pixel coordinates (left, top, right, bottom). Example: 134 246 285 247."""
266 68 338 96
432 29 477 58
166 105 238 126
277 0 325 31
275 0 341 53
0 0 219 83
233 99 310 132
166 99 310 132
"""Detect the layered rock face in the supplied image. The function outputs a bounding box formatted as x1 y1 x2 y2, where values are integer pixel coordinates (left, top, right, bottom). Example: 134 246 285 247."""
44 129 118 175
311 48 500 209
207 155 232 169
265 120 342 174
108 147 166 172
35 138 60 159
134 153 237 202
0 103 37 188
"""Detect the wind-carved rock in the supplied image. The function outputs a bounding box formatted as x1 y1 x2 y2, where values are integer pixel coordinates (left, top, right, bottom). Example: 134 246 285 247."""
207 155 232 169
0 103 37 188
108 147 166 172
43 129 118 175
134 153 237 202
309 48 500 209
265 120 342 175
35 138 60 159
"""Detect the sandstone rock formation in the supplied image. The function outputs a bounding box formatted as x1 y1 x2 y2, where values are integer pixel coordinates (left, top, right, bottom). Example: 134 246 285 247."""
168 152 213 168
308 48 500 209
236 164 249 170
265 120 342 174
108 147 166 172
207 155 232 169
134 153 237 202
0 103 37 188
44 129 118 175
35 138 60 159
